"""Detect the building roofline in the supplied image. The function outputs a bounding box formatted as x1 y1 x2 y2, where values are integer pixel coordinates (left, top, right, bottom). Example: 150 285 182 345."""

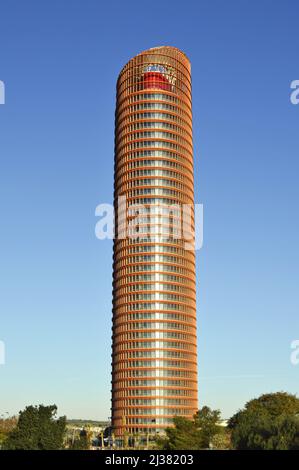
118 46 190 80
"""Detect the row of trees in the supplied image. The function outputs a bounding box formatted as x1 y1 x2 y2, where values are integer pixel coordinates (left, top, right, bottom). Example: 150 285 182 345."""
156 406 230 450
0 405 98 450
228 392 299 450
1 405 66 450
1 392 299 450
157 392 299 450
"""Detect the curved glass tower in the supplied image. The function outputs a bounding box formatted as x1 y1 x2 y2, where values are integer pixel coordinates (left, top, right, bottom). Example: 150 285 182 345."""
111 46 198 439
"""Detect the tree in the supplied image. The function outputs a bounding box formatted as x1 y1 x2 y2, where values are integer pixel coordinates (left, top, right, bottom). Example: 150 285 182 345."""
3 404 66 450
69 430 90 450
157 416 203 450
0 416 18 447
210 431 231 450
156 407 224 450
194 406 222 448
228 392 299 450
266 415 299 450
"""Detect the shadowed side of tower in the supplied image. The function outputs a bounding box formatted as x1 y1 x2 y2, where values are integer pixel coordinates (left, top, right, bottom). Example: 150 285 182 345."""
111 46 198 441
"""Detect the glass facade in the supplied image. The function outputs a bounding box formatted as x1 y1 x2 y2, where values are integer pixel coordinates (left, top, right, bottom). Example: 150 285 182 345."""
111 46 198 437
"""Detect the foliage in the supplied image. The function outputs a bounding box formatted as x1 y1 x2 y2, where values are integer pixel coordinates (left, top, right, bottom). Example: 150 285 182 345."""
2 404 66 450
67 419 108 427
194 406 222 448
210 430 232 450
229 392 299 450
69 430 90 450
0 416 18 447
156 406 224 450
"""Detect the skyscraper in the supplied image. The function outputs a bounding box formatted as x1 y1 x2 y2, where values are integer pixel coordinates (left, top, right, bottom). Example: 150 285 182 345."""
111 46 198 439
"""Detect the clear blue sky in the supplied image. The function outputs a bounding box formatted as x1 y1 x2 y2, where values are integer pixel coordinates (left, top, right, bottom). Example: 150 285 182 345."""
0 0 298 420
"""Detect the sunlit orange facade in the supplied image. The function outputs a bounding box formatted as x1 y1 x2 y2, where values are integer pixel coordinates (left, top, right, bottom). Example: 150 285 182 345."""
111 46 198 438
